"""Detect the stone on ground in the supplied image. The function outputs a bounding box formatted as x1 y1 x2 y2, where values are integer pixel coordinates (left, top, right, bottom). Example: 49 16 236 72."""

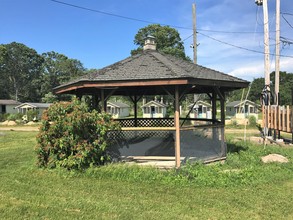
261 154 289 163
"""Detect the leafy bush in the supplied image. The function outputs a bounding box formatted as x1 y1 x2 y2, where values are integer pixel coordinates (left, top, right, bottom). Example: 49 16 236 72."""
36 98 120 170
7 113 23 121
26 110 39 121
248 115 257 127
0 113 10 122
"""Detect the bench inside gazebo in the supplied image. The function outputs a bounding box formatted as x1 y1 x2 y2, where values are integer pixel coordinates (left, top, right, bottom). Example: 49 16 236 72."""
54 37 249 168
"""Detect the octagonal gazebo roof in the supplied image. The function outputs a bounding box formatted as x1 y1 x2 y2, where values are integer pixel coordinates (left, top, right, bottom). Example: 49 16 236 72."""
54 50 249 96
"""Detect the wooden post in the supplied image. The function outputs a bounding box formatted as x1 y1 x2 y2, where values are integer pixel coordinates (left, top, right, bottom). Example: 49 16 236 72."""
192 3 197 64
220 93 226 156
278 106 282 131
291 106 293 143
101 89 105 112
212 91 217 123
134 95 138 127
275 0 280 105
220 93 225 125
174 86 181 168
262 106 264 128
287 106 290 133
263 0 271 87
282 107 286 132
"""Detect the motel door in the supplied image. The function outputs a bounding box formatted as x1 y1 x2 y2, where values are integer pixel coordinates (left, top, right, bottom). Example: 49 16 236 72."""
151 106 155 118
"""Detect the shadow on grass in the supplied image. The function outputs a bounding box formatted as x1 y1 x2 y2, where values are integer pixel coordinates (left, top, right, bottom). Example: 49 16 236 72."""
227 142 248 154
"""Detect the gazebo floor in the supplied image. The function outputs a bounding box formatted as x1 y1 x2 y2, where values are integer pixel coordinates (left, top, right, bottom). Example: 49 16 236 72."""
120 156 226 169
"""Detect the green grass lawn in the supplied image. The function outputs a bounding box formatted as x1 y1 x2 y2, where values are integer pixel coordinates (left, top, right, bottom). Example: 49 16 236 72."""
0 130 293 219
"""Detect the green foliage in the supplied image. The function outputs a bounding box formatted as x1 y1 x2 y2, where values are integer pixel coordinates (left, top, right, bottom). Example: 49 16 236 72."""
36 98 120 170
248 115 257 127
0 42 86 102
0 42 44 102
26 110 39 121
131 24 189 60
41 92 58 103
40 51 85 99
6 113 23 121
227 71 293 105
0 113 10 122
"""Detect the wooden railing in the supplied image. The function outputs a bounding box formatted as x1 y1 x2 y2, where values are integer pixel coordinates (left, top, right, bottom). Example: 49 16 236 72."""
262 105 293 133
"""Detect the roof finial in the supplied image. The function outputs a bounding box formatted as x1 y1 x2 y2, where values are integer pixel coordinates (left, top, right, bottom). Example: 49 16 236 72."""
143 35 156 51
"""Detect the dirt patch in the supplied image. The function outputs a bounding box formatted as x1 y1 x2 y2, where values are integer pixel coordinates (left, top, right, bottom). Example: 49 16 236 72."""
0 126 39 131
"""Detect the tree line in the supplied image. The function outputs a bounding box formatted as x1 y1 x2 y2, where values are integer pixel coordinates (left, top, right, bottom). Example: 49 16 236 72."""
228 71 293 106
0 42 88 102
1 24 292 105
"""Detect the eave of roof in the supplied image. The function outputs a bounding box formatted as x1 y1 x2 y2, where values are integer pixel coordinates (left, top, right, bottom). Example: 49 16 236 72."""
141 100 168 107
107 101 130 108
54 50 249 95
15 103 52 108
0 99 21 105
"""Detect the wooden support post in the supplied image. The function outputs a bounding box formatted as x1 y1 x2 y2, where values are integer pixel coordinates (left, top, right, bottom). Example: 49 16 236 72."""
268 106 271 130
282 107 286 132
92 95 98 110
262 106 264 128
290 106 292 132
287 106 290 133
278 106 282 131
76 93 82 100
212 91 217 123
219 93 226 156
129 95 142 127
174 86 181 168
134 95 138 127
274 105 279 130
220 93 225 125
101 89 106 112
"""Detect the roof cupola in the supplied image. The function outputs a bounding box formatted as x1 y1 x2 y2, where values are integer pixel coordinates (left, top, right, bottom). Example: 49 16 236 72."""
143 35 156 51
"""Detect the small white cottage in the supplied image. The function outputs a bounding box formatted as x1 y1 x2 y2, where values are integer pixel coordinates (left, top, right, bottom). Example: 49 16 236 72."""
0 100 21 114
188 100 212 119
15 103 52 119
142 97 168 118
226 100 259 119
107 101 130 118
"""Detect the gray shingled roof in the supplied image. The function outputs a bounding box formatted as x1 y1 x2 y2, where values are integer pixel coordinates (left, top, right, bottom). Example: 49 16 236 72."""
0 99 21 105
55 50 248 90
141 100 168 108
226 100 257 107
107 101 130 108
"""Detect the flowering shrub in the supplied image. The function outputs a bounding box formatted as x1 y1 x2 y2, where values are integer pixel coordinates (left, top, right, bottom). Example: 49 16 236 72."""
36 98 119 170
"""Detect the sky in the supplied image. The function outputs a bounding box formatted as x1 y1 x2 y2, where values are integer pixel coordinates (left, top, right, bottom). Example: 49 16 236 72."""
1 0 293 82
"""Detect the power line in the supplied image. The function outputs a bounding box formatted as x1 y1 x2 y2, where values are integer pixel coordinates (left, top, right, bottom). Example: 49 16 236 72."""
281 12 293 16
197 32 293 58
51 0 292 58
50 0 264 34
281 14 293 29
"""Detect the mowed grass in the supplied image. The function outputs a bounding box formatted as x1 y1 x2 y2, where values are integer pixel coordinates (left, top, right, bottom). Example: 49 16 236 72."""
0 130 293 219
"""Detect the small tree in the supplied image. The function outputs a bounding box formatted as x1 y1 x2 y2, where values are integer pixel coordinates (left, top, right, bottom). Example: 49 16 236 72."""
131 24 189 60
248 115 257 127
36 98 119 170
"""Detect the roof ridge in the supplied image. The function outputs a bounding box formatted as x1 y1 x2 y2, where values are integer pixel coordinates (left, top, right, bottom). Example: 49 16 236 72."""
149 51 189 77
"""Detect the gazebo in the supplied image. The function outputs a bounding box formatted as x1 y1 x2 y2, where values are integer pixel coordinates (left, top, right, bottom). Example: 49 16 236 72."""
54 37 249 168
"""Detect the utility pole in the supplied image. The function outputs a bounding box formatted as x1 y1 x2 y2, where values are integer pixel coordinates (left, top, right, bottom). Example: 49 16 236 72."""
275 0 280 105
192 3 199 104
192 3 197 64
256 0 271 88
255 0 271 137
